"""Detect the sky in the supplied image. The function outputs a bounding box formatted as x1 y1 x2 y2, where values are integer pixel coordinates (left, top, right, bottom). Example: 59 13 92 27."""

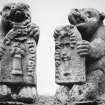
0 0 105 95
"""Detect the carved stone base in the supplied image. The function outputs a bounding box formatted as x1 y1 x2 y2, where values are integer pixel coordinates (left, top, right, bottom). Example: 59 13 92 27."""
71 101 98 105
54 101 98 105
0 101 36 105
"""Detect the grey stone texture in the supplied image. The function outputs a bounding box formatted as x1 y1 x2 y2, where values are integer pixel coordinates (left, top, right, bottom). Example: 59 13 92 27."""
54 8 105 105
0 2 39 104
54 25 86 85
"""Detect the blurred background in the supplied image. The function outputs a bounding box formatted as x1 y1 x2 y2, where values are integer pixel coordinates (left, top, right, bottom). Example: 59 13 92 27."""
0 0 105 95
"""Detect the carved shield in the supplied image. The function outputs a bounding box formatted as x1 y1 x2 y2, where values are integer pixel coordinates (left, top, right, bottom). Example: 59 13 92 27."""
54 25 86 85
0 38 37 86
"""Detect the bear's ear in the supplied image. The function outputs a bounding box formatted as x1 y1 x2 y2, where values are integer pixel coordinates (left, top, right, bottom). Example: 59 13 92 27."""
100 12 105 21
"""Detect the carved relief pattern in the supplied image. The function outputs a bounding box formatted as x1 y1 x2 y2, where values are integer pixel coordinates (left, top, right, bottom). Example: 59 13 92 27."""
0 3 39 103
55 8 105 105
54 25 85 85
0 24 38 86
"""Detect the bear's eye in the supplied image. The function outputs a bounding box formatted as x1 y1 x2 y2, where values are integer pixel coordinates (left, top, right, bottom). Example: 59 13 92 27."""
23 6 29 10
85 11 92 18
3 6 10 11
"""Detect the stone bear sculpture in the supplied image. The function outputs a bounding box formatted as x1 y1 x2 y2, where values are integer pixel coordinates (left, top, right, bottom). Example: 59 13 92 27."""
68 8 105 101
0 2 39 103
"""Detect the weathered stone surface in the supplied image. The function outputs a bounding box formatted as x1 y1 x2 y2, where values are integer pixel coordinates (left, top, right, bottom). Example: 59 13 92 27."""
54 8 105 105
36 96 99 105
68 8 105 101
0 2 39 103
55 86 70 103
37 96 54 105
54 25 85 85
0 96 101 105
0 101 36 105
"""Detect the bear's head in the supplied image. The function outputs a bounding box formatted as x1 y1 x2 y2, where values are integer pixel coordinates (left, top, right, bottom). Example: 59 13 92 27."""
68 8 105 41
0 2 31 34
